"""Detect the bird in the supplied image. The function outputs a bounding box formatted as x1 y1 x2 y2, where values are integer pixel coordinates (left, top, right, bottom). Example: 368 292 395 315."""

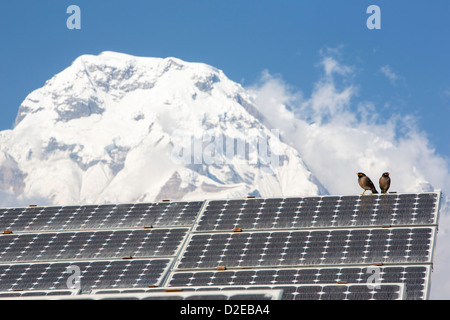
379 172 391 194
356 172 378 195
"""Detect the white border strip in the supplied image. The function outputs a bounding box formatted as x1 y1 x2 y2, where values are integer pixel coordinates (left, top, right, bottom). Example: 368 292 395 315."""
0 288 284 300
89 283 405 300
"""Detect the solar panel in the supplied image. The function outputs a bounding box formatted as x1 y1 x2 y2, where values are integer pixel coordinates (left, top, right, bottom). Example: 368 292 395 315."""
0 259 171 293
175 227 436 270
194 193 439 232
0 192 441 300
0 201 203 233
166 265 430 300
0 228 189 263
88 284 404 300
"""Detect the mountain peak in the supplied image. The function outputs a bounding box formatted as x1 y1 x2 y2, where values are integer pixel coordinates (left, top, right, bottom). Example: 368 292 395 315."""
2 52 325 205
15 52 230 127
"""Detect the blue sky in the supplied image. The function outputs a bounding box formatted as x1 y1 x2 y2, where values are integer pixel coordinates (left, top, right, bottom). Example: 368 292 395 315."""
0 0 449 157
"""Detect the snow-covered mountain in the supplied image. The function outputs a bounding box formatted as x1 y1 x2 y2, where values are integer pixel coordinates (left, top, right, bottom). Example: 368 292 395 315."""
0 51 326 206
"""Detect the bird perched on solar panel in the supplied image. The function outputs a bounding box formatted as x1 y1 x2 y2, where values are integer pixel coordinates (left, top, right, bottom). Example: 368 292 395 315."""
356 172 378 195
379 172 391 194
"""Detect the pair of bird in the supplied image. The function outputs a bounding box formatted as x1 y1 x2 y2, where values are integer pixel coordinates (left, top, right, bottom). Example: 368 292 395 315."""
356 172 391 195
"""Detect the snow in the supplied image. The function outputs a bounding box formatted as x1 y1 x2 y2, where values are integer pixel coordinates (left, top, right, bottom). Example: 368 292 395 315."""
0 51 322 205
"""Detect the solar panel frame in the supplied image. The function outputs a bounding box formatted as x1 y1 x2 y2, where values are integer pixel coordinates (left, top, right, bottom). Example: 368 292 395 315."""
87 283 405 300
0 288 284 300
0 289 78 298
426 192 442 299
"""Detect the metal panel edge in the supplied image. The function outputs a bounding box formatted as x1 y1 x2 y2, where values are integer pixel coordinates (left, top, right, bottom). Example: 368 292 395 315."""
158 200 209 287
426 191 442 301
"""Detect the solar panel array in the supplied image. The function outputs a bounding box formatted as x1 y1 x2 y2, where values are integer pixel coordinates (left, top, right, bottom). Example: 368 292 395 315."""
0 201 201 296
0 192 441 300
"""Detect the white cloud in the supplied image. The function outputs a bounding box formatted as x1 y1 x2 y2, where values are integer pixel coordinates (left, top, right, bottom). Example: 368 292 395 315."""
0 190 52 208
250 55 450 195
443 87 450 99
248 53 450 299
379 64 403 85
321 56 354 78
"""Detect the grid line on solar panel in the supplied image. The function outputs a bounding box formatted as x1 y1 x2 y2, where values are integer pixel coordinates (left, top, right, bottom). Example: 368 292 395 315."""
0 258 172 293
0 289 284 300
166 264 430 300
0 201 204 233
87 283 405 300
193 193 440 232
0 228 189 263
0 289 77 298
175 227 436 270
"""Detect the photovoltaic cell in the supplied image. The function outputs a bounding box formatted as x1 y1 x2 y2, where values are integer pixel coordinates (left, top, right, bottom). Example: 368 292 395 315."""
167 265 430 300
194 193 439 232
176 227 435 270
0 259 171 293
0 201 203 233
0 228 188 263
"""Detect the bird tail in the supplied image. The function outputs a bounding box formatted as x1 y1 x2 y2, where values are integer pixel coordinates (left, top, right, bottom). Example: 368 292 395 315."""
372 187 378 194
